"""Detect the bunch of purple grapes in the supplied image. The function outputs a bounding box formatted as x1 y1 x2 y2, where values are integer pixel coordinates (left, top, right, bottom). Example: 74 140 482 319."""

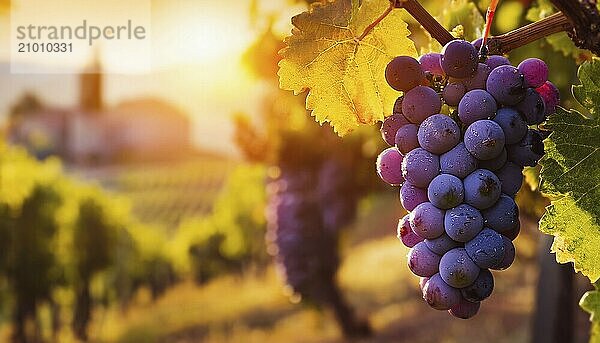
265 157 372 337
266 168 341 303
376 39 559 319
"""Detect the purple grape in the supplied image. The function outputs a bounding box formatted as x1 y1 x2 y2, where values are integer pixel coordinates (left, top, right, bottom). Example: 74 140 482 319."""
518 58 548 88
419 53 445 76
486 65 526 106
464 120 506 160
425 233 462 255
423 273 461 310
444 204 484 242
493 107 528 145
503 221 520 241
417 114 461 154
458 90 498 125
507 129 545 167
495 162 523 196
402 86 442 124
427 174 464 209
465 228 506 269
478 148 507 171
397 214 424 248
461 269 494 302
491 236 515 270
395 123 420 154
440 143 478 179
381 113 410 146
407 241 441 277
471 38 483 50
439 248 480 288
409 202 445 239
536 81 560 115
399 180 428 211
516 88 546 125
441 40 478 78
402 148 440 188
385 56 425 92
482 194 519 234
464 63 491 91
376 147 404 186
449 297 480 319
485 55 510 70
463 169 501 210
443 82 466 107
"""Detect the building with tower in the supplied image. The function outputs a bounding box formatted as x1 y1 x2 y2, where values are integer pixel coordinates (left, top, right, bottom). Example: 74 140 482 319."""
7 59 192 165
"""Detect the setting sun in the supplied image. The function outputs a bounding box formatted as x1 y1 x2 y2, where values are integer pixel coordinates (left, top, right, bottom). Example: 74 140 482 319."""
188 17 251 64
152 1 254 68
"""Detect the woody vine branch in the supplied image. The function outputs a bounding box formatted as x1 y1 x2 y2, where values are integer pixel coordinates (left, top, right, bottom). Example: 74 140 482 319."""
389 0 600 55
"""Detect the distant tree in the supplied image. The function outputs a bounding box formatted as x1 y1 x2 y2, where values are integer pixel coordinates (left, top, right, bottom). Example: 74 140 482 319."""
71 197 117 341
0 184 63 343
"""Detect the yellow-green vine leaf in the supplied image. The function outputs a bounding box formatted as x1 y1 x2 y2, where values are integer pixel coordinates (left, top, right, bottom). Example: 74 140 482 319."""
580 281 600 343
278 0 417 135
539 197 600 281
539 59 600 282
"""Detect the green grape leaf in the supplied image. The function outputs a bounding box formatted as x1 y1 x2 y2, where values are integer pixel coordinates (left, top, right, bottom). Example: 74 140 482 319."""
580 281 600 343
572 61 600 118
278 0 417 135
539 59 600 282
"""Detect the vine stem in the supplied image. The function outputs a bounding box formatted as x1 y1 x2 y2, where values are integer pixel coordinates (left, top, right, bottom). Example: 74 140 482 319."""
386 0 600 55
486 12 571 55
357 1 394 40
549 0 600 54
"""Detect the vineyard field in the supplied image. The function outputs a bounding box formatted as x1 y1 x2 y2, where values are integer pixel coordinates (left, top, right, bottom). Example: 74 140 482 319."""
80 193 591 343
72 157 236 232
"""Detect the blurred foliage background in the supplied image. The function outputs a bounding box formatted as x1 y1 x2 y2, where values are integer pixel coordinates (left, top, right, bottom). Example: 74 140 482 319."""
0 0 595 342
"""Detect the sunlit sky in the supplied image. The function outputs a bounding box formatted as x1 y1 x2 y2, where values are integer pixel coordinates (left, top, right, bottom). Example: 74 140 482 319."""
0 0 306 156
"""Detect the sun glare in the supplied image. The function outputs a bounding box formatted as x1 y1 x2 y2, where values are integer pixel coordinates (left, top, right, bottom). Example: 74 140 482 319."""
154 2 253 68
193 18 250 64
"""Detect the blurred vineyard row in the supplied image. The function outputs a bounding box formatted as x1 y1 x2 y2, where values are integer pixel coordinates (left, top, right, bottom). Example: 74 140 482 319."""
0 143 269 342
77 159 235 230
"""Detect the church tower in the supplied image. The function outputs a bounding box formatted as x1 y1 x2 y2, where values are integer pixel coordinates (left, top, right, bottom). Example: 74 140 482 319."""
79 53 103 111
